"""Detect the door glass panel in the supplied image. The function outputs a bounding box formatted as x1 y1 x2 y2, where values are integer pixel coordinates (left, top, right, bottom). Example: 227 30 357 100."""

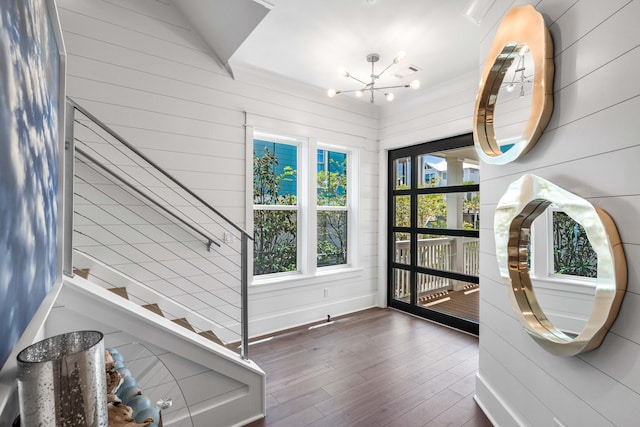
418 192 480 230
393 267 411 302
417 154 480 188
394 195 410 227
394 233 410 264
416 273 479 322
417 235 480 276
394 157 411 189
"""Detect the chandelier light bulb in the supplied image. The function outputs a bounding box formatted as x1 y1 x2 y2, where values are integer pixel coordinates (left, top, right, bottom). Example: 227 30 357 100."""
506 84 515 93
327 52 420 103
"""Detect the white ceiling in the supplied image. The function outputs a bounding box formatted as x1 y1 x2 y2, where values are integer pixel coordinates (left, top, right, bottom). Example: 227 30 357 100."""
175 0 484 105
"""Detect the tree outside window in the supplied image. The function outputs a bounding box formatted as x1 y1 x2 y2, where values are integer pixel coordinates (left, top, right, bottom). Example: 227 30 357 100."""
317 150 348 267
552 211 597 278
253 141 297 276
253 137 353 276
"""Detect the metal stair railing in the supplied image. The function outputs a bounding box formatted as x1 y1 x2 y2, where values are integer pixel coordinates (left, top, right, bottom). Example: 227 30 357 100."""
62 98 252 359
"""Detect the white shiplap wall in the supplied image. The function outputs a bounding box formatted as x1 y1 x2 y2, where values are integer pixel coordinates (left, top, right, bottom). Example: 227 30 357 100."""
476 1 640 426
57 0 380 338
376 49 479 307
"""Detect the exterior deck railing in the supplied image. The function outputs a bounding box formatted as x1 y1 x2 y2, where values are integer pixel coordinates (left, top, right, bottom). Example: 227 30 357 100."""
394 237 479 299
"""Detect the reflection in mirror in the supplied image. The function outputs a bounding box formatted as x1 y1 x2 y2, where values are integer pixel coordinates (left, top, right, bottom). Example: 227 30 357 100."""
495 175 626 356
494 45 534 153
529 208 598 337
473 5 554 164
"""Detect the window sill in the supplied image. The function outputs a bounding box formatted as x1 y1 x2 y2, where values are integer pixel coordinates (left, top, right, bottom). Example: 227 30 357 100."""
250 266 364 294
529 274 597 295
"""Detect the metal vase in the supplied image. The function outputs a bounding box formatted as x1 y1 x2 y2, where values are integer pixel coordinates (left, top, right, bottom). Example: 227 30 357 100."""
16 330 108 426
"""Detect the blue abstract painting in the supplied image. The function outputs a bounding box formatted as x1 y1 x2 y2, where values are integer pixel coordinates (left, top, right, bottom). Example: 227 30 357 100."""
0 0 60 369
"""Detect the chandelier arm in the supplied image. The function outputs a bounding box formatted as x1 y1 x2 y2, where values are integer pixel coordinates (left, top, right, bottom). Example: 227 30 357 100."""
375 60 397 79
336 88 368 94
372 84 411 91
346 74 369 86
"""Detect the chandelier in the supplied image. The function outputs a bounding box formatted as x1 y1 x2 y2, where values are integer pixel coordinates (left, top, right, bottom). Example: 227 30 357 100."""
501 46 532 98
327 52 420 103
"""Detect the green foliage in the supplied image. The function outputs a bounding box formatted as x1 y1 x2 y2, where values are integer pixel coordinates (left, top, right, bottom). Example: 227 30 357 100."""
253 148 349 274
394 184 447 238
253 147 297 275
553 211 597 278
317 156 348 266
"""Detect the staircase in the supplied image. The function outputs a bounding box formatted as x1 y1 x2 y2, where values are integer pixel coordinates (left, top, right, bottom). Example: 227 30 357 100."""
58 98 263 425
64 97 251 358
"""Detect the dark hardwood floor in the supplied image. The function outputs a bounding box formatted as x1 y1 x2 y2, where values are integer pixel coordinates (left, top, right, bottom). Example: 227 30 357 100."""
245 308 492 427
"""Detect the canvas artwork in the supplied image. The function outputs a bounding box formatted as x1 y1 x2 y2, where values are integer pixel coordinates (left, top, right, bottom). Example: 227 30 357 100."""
0 0 60 369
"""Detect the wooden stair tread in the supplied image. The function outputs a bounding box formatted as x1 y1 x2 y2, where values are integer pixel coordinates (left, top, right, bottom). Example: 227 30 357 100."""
172 317 195 332
225 341 241 353
73 268 90 279
199 330 224 346
142 303 164 317
108 287 129 299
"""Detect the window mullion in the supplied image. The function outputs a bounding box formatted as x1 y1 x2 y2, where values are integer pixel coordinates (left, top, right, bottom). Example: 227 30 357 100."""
307 138 318 276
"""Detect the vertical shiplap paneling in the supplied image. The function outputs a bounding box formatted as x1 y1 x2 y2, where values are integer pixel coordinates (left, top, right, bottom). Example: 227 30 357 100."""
58 0 380 338
476 0 640 425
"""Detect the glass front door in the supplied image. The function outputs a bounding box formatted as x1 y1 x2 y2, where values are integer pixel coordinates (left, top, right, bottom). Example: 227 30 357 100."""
388 134 480 334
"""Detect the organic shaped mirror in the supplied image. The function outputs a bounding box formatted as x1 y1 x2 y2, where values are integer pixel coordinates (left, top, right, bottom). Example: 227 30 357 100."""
473 5 554 164
494 175 626 356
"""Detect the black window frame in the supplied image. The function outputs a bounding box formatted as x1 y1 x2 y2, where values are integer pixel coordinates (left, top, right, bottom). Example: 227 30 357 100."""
388 133 479 335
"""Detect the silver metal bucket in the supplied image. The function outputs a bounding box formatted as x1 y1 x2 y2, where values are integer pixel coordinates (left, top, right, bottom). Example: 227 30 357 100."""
16 330 107 426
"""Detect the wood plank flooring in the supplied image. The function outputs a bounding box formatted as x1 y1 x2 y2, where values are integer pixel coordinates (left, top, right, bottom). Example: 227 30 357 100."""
420 287 480 321
244 308 492 427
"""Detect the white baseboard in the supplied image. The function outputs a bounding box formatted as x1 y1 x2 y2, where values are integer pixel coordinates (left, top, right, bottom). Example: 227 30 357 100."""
475 372 525 427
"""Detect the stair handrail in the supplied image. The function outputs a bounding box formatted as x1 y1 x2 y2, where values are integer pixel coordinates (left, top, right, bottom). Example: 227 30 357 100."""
75 147 221 250
66 97 252 239
65 97 252 360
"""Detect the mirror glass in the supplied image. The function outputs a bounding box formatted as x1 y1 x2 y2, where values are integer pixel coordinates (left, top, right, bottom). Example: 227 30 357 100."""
529 207 598 337
473 5 554 165
493 45 534 154
494 174 626 356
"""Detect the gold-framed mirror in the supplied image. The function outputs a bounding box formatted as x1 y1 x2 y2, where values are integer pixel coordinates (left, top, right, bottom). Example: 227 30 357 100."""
473 5 554 164
494 175 626 356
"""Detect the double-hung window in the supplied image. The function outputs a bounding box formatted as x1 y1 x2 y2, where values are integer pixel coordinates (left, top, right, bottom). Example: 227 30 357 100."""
253 135 300 276
252 131 353 279
317 149 348 268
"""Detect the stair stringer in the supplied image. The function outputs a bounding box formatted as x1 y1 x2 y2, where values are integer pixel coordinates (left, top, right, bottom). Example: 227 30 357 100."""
55 275 265 427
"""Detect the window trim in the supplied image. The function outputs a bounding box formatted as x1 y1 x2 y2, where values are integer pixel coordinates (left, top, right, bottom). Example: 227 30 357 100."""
249 128 358 285
529 207 598 285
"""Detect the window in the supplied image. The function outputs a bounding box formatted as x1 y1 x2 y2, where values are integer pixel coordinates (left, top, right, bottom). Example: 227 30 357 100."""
529 208 597 280
252 132 354 278
317 150 348 267
253 138 299 275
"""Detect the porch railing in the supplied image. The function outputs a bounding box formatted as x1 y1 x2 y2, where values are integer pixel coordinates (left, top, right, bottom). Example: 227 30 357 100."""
63 98 252 359
394 237 479 299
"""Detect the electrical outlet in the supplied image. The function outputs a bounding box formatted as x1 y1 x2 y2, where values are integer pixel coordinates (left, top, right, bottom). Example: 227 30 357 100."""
324 288 329 298
224 232 235 243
